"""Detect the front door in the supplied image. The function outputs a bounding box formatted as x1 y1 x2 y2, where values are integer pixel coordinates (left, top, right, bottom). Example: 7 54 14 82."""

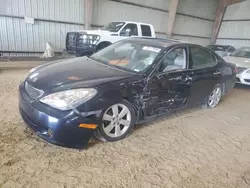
186 46 221 107
142 46 192 117
119 23 139 37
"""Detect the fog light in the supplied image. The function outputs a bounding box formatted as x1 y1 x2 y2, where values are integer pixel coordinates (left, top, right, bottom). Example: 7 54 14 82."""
47 128 53 137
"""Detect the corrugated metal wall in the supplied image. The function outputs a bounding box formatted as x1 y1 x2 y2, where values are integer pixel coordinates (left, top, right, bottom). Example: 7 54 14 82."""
0 0 220 56
216 1 250 48
172 0 218 46
92 0 169 35
0 0 84 56
92 0 217 46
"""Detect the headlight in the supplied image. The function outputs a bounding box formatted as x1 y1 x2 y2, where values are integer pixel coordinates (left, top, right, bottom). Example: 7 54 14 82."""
90 35 100 44
246 69 250 73
40 88 97 111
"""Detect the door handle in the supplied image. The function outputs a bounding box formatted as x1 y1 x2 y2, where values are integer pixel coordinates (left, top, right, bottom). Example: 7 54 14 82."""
213 71 221 75
171 75 192 82
182 76 192 82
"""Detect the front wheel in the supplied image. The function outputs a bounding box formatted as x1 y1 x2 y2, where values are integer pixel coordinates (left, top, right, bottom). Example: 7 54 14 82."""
207 85 223 108
99 100 136 142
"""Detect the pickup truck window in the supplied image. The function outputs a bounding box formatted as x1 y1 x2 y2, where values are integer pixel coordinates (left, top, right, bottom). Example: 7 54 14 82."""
141 25 152 37
120 24 138 36
101 22 125 32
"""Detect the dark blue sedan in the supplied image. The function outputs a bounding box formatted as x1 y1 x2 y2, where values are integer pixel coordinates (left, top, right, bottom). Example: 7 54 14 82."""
19 38 236 148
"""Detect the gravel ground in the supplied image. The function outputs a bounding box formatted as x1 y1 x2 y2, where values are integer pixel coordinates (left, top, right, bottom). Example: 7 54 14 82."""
1 69 250 188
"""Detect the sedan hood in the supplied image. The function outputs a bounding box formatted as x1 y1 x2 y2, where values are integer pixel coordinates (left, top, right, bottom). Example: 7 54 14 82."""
224 56 250 68
26 57 133 92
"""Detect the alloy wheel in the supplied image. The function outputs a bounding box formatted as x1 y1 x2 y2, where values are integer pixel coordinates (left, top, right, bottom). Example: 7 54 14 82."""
208 86 222 108
102 103 132 138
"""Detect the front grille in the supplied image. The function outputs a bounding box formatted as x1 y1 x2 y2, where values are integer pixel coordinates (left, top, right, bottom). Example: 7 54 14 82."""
237 67 247 74
25 82 44 99
244 79 250 83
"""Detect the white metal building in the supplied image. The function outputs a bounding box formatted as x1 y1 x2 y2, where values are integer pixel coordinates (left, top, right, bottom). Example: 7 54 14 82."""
0 0 84 56
216 0 250 48
0 0 249 56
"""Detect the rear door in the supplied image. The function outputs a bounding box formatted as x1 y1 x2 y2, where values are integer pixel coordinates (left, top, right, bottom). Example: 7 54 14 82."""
186 46 221 107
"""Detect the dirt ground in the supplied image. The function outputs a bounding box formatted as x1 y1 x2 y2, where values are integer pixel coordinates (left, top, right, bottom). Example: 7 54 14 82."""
1 68 250 188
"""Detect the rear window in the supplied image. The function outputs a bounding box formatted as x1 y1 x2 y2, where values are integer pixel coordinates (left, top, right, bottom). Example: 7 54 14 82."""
141 25 152 37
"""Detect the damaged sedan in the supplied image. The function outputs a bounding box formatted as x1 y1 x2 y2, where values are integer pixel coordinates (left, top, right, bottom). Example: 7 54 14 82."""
19 38 236 148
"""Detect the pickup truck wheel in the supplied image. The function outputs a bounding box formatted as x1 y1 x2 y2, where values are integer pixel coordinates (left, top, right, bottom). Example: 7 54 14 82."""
96 42 111 52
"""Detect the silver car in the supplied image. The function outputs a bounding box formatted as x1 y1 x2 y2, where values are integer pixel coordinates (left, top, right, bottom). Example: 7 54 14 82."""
224 47 250 85
207 45 236 58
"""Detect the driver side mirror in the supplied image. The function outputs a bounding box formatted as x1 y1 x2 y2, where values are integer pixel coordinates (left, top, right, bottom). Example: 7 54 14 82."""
120 28 132 36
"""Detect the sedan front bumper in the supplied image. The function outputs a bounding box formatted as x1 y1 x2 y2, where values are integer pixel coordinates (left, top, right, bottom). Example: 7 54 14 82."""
19 84 101 149
236 71 250 85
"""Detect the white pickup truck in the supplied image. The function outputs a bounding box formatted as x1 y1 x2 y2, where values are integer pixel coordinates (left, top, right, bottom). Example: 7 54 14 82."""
66 21 156 56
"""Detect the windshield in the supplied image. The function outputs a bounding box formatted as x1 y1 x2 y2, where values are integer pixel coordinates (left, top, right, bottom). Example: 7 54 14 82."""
231 47 250 58
91 40 163 73
101 22 125 32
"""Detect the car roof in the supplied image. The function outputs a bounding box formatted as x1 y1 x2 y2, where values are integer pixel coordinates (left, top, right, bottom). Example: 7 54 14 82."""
122 21 153 26
125 37 199 49
207 44 234 47
240 46 250 48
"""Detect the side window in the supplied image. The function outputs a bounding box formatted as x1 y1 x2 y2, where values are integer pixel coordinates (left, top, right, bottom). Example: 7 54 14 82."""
141 25 152 37
120 24 138 36
189 47 217 69
158 47 187 73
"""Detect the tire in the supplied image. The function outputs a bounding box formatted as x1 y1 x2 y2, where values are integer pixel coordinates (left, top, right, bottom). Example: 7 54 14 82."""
204 84 223 108
99 100 136 142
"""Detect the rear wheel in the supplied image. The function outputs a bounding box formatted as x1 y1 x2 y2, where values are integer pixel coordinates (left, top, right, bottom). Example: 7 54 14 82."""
207 85 222 108
99 100 136 142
